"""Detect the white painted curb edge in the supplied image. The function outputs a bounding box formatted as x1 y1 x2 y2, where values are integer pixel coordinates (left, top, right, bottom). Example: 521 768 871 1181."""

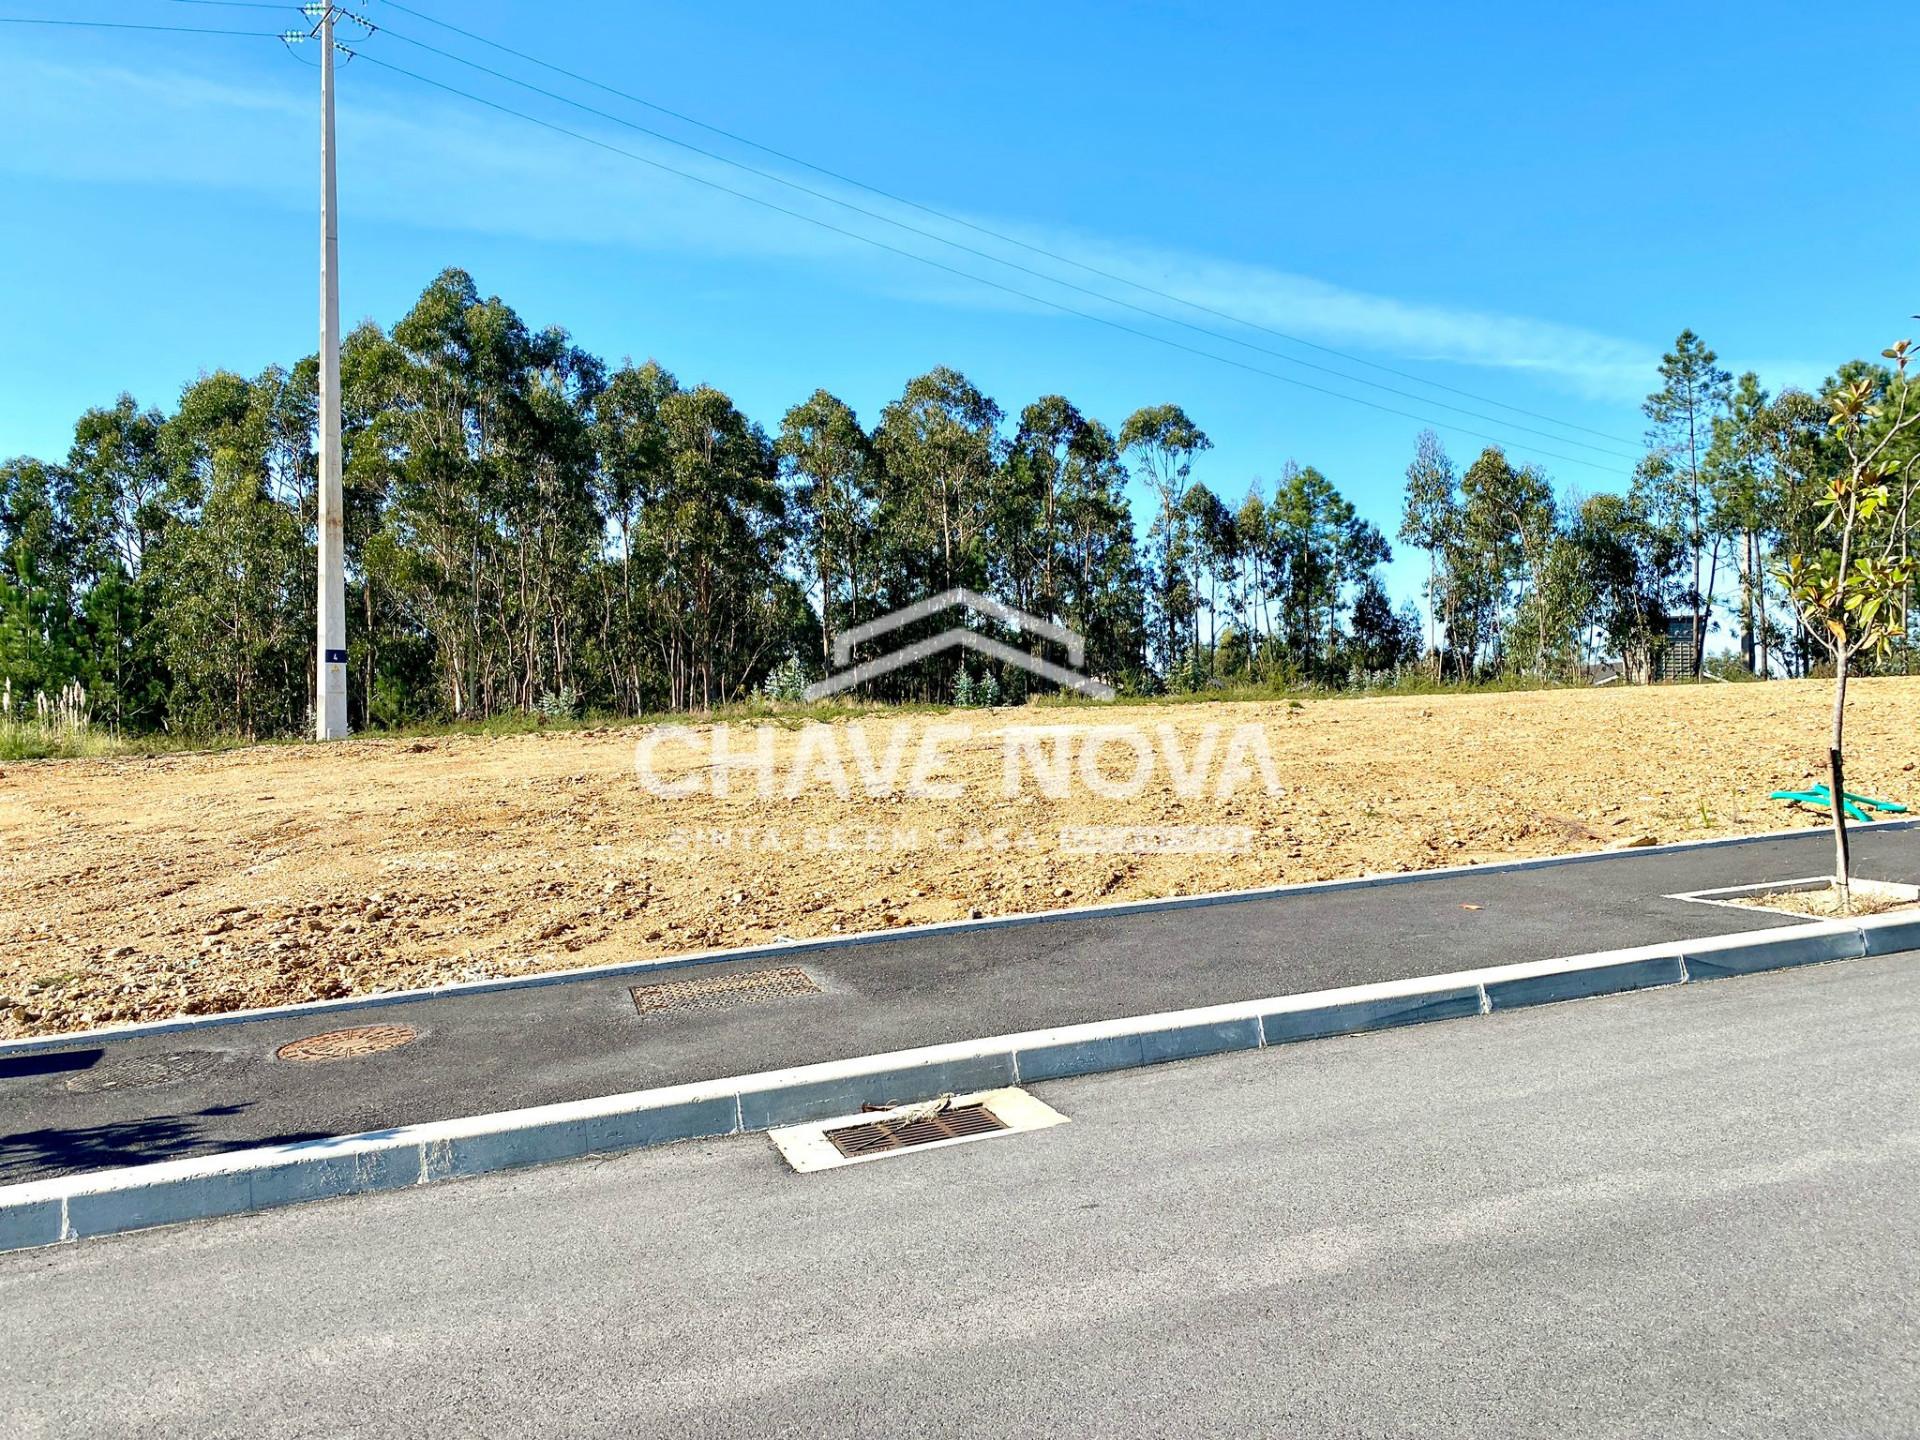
3 909 1916 1254
5 815 1912 1059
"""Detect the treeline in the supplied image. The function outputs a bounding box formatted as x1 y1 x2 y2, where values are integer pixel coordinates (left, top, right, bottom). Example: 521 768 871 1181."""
1393 332 1919 684
1 272 1914 738
0 268 1413 736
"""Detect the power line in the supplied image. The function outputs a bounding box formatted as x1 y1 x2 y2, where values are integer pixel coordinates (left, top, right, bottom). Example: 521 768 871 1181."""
0 16 278 34
27 5 1635 473
349 51 1628 478
355 16 1641 465
92 0 1640 468
368 0 1644 453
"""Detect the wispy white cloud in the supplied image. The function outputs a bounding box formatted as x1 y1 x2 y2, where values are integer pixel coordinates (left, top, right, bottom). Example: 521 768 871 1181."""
0 55 857 261
1027 238 1662 403
3 51 1672 404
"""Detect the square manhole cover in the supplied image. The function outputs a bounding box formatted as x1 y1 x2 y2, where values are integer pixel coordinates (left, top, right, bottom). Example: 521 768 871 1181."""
629 965 819 1018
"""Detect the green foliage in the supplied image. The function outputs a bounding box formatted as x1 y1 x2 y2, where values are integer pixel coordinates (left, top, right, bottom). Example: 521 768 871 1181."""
761 656 809 703
1399 428 1457 669
874 366 1002 598
1774 341 1919 669
1164 650 1211 694
776 389 876 670
149 369 314 736
9 269 1914 750
1120 403 1212 671
1640 329 1734 671
1702 654 1761 682
535 685 582 721
1392 436 1584 681
1767 333 1920 892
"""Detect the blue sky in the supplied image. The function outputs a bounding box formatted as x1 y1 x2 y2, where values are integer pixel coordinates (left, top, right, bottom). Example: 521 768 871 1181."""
4 1 1917 611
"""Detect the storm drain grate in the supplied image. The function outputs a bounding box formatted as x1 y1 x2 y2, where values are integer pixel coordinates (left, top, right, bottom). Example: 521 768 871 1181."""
630 966 819 1018
825 1102 1007 1158
275 1023 419 1063
772 1088 1066 1172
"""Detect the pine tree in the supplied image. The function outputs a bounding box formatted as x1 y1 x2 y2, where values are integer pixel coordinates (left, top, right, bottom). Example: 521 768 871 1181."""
1643 331 1732 675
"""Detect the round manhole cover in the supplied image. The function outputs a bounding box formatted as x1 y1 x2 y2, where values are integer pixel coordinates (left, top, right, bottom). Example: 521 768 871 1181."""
64 1050 228 1093
276 1023 419 1063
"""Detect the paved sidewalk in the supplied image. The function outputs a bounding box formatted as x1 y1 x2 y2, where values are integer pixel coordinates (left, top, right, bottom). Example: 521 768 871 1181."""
3 823 1915 1185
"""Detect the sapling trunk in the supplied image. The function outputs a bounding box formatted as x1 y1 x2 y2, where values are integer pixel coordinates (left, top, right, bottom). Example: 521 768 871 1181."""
1829 654 1852 907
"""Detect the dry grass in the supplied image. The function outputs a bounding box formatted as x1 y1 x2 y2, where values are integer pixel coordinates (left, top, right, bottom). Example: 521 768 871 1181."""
4 678 1919 1039
1734 885 1920 918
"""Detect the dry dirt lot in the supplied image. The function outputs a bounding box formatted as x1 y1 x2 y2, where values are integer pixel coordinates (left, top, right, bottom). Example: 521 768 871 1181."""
4 680 1918 1039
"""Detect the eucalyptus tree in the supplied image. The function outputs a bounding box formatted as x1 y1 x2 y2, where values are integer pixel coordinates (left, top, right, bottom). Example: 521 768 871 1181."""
1049 418 1148 683
1334 510 1392 671
1455 447 1525 670
376 270 529 717
594 360 678 711
1733 386 1845 678
1267 463 1376 677
1119 404 1211 670
339 319 433 726
45 262 1909 734
1001 394 1093 629
67 395 169 577
874 367 1002 597
65 395 169 727
152 369 311 735
1398 429 1458 672
1568 487 1680 682
640 384 795 711
374 268 601 719
1500 461 1561 672
1706 373 1777 674
504 333 605 709
0 456 81 708
777 389 876 667
1179 482 1237 672
1234 487 1273 671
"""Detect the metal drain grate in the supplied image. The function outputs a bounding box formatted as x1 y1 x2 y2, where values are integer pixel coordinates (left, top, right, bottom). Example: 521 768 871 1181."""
825 1102 1007 1158
772 1087 1065 1173
64 1050 228 1093
275 1023 419 1063
630 966 819 1017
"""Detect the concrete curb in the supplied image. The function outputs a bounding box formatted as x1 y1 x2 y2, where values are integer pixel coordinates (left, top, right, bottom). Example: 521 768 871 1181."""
2 910 1915 1253
4 815 1913 1059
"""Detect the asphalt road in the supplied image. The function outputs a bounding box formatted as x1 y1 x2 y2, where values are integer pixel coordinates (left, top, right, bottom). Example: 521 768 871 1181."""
5 823 1918 1184
3 951 1916 1437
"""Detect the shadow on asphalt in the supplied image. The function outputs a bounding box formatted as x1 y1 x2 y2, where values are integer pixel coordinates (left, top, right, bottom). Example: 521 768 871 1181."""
0 1049 104 1082
0 1103 332 1185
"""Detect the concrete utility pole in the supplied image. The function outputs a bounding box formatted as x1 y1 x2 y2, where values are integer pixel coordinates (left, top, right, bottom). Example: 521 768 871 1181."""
315 4 349 740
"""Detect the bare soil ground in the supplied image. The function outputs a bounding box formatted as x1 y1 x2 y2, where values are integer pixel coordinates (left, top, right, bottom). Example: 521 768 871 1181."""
4 680 1918 1040
1734 883 1920 918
